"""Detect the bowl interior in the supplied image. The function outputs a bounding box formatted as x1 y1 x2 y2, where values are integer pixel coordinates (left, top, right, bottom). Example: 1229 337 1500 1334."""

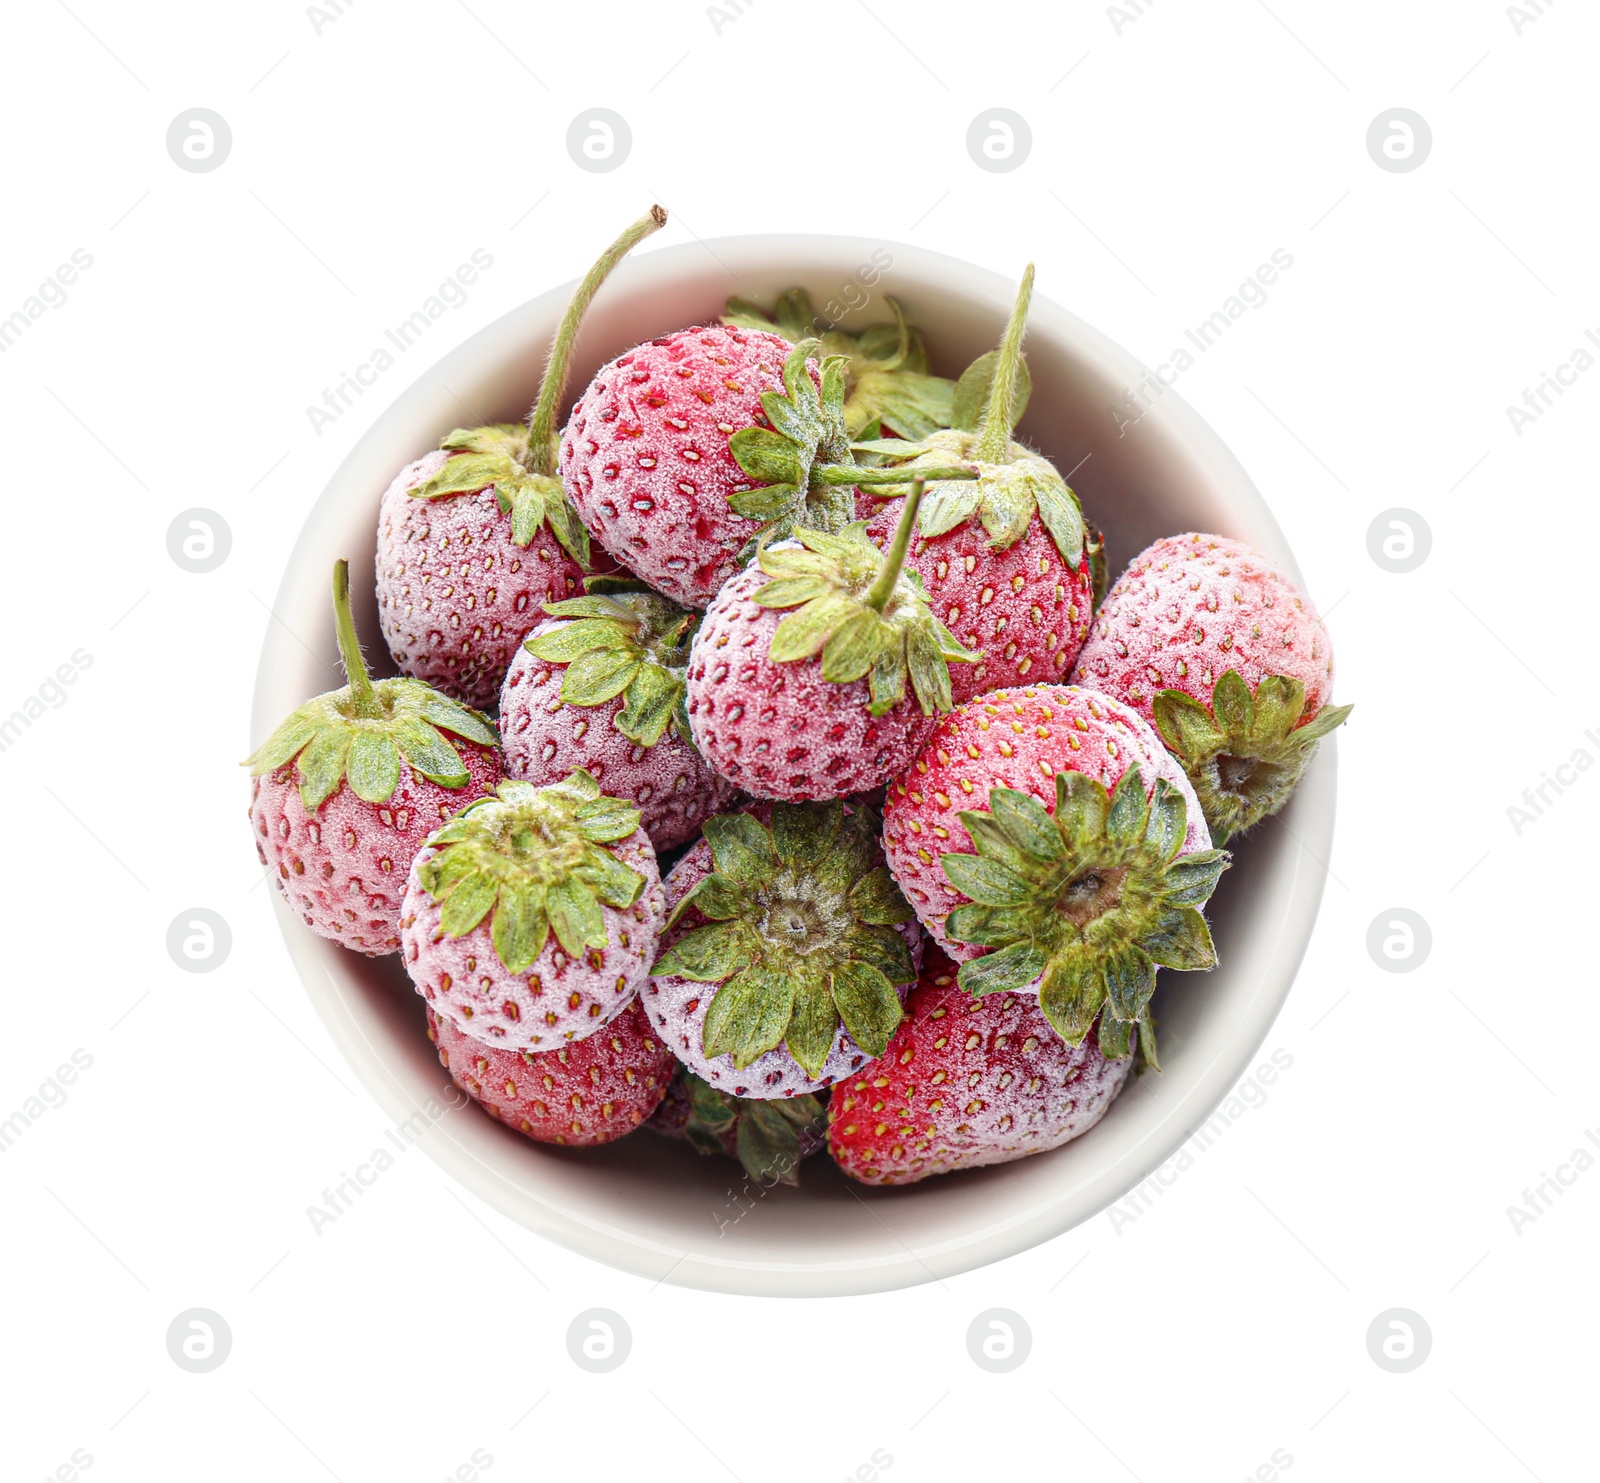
254 235 1334 1296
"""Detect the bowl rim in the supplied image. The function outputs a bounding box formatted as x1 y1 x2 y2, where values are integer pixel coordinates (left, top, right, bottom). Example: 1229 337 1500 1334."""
252 231 1335 1296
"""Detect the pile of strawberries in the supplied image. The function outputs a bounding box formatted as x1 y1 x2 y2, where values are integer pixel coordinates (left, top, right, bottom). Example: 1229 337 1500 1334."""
248 208 1350 1189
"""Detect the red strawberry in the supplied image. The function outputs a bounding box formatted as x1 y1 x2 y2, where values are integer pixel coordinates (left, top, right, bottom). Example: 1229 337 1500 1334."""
500 578 738 851
644 800 922 1098
646 1068 828 1186
246 560 501 954
400 770 666 1049
1071 533 1351 842
828 947 1133 1184
685 474 978 801
427 1001 673 1146
862 267 1097 703
720 287 956 439
882 684 1225 1061
562 329 971 610
376 207 665 707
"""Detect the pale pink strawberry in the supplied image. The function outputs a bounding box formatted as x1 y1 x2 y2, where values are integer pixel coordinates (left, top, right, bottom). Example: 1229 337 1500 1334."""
399 772 666 1049
1071 533 1350 841
246 560 501 955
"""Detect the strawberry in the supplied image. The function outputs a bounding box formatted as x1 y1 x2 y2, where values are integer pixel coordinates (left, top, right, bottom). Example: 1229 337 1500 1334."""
562 329 974 610
500 577 738 851
246 560 501 954
720 288 956 439
685 474 979 802
881 684 1225 1061
376 207 666 707
861 267 1098 703
643 800 923 1098
1071 533 1351 842
647 1068 827 1186
399 770 666 1048
427 1001 673 1146
828 947 1133 1184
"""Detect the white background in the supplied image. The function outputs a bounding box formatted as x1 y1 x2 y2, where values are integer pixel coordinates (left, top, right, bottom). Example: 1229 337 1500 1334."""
2 1 1593 1478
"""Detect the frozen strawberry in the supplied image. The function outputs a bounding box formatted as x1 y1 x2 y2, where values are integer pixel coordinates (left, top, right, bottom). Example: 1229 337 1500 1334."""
644 801 922 1098
376 207 666 707
562 329 973 609
427 1001 672 1146
246 560 501 954
882 684 1225 1061
721 288 956 439
647 1068 827 1186
861 266 1097 703
400 770 666 1049
500 577 738 851
828 947 1133 1184
686 473 979 801
1071 533 1351 842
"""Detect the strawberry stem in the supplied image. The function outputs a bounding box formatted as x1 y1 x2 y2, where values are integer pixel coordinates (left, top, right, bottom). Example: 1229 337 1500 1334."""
974 263 1035 463
332 559 383 718
526 205 668 476
866 477 927 613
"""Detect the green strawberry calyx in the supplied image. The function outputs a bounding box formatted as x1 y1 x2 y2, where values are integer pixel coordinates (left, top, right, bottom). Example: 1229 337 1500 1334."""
940 766 1231 1064
678 1071 825 1187
850 265 1090 573
750 474 981 718
414 770 646 976
727 338 977 559
243 559 498 811
1152 670 1353 845
407 205 669 565
652 803 917 1077
721 287 956 440
522 577 700 748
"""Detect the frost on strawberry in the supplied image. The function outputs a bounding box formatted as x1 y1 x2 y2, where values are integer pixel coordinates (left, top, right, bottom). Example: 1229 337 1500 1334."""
1072 533 1352 842
720 287 956 439
246 559 501 954
643 802 923 1098
400 770 666 1049
687 474 980 801
501 577 738 850
376 206 666 707
860 266 1097 702
428 1001 673 1147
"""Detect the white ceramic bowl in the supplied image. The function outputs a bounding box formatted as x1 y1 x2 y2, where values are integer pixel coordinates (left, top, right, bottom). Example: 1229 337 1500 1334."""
252 235 1336 1296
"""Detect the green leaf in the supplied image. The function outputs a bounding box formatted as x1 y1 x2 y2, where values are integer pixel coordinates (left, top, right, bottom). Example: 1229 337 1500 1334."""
560 646 640 706
614 663 681 748
830 961 902 1059
1295 700 1353 745
1142 779 1188 861
958 812 1029 872
573 846 646 909
736 1101 805 1186
1138 1013 1159 1070
545 878 606 955
439 423 524 456
573 795 643 843
491 884 549 974
1033 479 1087 566
1212 670 1255 735
1163 849 1229 906
296 727 352 811
838 924 915 986
1105 765 1147 844
541 595 635 622
774 289 815 341
652 920 750 982
728 483 800 521
1152 689 1224 762
986 787 1061 860
703 965 795 1069
525 617 631 665
1038 955 1103 1044
784 977 839 1077
244 714 318 774
1249 673 1305 742
346 730 401 803
976 472 1034 550
769 595 855 662
944 903 1034 947
940 851 1032 906
1103 949 1157 1021
1097 1013 1135 1061
416 695 498 746
850 438 932 458
957 941 1048 996
951 346 1031 432
870 643 912 717
1141 906 1218 971
392 718 471 788
1055 770 1110 849
701 812 777 883
847 867 914 925
916 478 985 539
730 426 805 486
670 871 745 926
410 451 519 500
768 800 838 869
750 576 832 610
439 873 498 938
820 609 888 684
